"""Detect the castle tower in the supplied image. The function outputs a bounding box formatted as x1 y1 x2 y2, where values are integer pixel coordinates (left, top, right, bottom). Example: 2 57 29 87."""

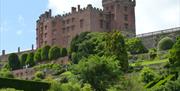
102 0 136 37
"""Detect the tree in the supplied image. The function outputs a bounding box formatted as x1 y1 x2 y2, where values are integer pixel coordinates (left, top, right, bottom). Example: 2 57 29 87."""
140 67 159 83
75 55 121 91
126 38 148 54
61 48 67 57
169 38 180 66
34 48 42 62
8 53 20 70
105 31 128 71
157 37 174 51
20 53 28 67
41 45 50 61
49 46 61 60
26 52 35 67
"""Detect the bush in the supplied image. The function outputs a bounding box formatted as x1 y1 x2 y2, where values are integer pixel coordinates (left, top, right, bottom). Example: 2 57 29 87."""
126 38 148 54
49 46 61 60
26 52 35 67
0 69 14 78
157 37 174 51
8 53 20 70
20 53 28 67
140 67 159 83
169 38 180 67
34 48 42 62
0 77 50 91
41 45 50 60
61 48 67 57
149 48 157 60
74 55 121 91
35 71 44 79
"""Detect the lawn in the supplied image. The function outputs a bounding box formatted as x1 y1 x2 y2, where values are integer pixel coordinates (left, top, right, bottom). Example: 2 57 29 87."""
130 59 169 67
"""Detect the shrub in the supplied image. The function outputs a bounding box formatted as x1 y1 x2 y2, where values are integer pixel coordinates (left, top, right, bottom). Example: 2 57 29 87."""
26 52 35 67
0 69 14 78
8 53 20 70
157 37 174 51
41 45 50 61
20 53 28 67
35 71 44 79
34 48 42 62
169 37 180 67
126 38 148 54
140 67 159 83
149 48 157 60
61 48 67 57
49 46 61 60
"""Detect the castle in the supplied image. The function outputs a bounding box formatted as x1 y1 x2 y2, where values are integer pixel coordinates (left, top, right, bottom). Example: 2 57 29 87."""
36 0 136 48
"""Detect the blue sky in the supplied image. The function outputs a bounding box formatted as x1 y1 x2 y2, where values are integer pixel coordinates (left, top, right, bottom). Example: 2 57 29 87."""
0 0 180 54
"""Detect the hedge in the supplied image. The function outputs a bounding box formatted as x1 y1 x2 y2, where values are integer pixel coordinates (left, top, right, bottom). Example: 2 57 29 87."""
0 77 50 91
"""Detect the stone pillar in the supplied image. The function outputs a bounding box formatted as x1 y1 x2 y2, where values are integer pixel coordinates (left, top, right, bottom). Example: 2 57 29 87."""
18 47 20 53
2 50 5 55
78 5 81 11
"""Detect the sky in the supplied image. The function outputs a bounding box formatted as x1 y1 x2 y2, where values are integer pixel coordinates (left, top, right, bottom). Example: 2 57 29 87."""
0 0 180 54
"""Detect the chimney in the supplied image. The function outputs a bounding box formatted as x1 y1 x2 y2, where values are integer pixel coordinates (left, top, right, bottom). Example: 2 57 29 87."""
71 7 76 13
18 47 20 53
49 9 52 17
2 50 5 56
78 5 81 11
32 44 34 51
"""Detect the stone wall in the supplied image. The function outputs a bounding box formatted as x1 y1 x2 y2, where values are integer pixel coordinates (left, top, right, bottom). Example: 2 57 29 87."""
137 27 180 49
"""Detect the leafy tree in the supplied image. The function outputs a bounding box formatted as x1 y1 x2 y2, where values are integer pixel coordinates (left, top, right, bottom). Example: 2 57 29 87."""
157 37 174 51
75 55 121 91
105 31 128 71
8 53 20 70
126 38 148 54
34 48 42 62
26 52 35 67
140 67 159 83
169 38 180 66
61 48 67 57
49 46 61 60
41 45 51 60
20 53 28 67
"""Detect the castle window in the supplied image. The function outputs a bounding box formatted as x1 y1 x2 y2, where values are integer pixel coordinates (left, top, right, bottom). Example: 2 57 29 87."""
62 28 65 33
124 15 128 21
62 21 65 25
111 5 114 10
106 7 109 10
100 20 103 28
124 6 128 11
80 19 84 28
45 25 47 30
71 25 75 31
67 19 70 24
124 23 128 29
72 18 75 22
44 33 47 38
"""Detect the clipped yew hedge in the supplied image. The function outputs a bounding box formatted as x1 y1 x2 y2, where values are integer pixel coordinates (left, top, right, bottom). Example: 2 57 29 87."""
0 77 50 91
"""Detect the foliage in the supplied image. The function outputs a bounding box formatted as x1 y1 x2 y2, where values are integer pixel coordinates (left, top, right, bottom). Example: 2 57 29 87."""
35 71 45 79
49 46 61 60
26 52 35 67
74 55 121 91
169 38 180 67
126 38 148 54
41 45 51 60
61 48 67 57
34 48 42 62
148 48 157 60
140 67 159 83
8 53 20 70
70 32 107 64
157 37 174 51
0 69 14 78
105 31 128 71
0 88 22 91
20 53 28 67
0 77 50 91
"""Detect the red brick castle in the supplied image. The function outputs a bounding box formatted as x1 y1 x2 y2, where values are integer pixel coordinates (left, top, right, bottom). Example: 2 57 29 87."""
36 0 136 48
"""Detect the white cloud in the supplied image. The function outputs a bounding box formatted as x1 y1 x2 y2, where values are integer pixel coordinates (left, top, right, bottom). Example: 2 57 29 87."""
18 15 26 27
48 0 102 15
48 0 180 34
16 30 23 35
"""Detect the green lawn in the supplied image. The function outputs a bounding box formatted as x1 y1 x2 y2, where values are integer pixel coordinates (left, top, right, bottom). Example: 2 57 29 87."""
130 59 169 67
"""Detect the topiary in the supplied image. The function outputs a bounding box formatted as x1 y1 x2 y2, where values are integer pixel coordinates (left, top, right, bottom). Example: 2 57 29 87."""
41 45 51 61
20 53 28 67
34 48 42 62
8 53 20 70
26 52 35 67
61 48 67 57
157 37 174 51
49 46 61 60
